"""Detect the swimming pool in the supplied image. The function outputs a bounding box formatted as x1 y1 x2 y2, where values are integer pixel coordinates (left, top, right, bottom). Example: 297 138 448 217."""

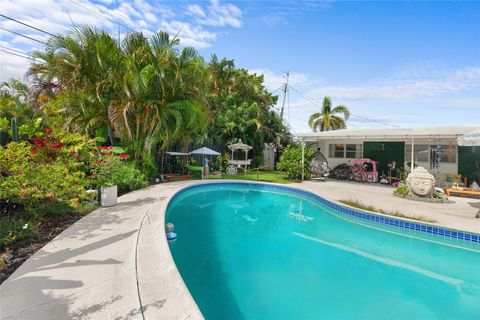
166 182 480 319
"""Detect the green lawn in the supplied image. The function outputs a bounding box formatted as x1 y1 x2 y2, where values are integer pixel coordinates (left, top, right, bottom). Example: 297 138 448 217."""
196 170 292 184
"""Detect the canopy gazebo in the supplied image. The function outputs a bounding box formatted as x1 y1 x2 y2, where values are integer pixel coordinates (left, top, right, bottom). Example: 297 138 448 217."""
189 147 221 179
227 139 252 175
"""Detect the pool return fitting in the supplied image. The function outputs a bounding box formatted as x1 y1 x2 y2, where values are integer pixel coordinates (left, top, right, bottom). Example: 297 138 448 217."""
166 223 177 242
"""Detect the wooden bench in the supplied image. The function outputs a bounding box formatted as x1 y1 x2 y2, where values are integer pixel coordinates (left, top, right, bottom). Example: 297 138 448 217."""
446 188 480 198
162 174 191 182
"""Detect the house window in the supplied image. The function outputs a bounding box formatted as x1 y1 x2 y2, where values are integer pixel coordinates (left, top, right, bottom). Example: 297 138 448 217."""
405 144 429 162
329 144 345 158
346 144 362 158
329 144 362 158
430 145 456 163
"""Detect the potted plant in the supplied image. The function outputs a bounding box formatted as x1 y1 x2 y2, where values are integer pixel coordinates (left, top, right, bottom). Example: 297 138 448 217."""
95 163 118 207
92 149 119 207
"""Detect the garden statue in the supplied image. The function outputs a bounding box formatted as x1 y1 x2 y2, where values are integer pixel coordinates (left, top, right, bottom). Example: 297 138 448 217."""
406 167 436 197
204 158 209 177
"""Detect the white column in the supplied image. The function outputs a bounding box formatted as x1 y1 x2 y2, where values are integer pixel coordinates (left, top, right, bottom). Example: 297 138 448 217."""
301 141 305 181
245 149 248 175
411 137 414 173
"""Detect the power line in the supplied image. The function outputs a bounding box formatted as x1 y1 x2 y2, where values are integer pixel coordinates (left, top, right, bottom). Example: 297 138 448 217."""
0 45 34 57
0 48 36 61
289 85 400 128
0 14 55 37
348 113 400 128
0 26 47 44
270 86 283 95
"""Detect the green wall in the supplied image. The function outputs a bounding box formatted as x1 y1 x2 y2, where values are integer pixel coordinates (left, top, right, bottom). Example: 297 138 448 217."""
363 141 405 176
458 146 480 185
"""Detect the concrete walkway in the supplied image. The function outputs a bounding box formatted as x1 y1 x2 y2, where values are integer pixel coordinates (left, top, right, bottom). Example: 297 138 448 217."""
1 180 479 320
0 181 202 320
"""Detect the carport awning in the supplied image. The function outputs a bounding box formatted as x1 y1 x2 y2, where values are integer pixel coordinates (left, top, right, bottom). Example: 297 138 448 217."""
295 125 480 142
458 129 480 146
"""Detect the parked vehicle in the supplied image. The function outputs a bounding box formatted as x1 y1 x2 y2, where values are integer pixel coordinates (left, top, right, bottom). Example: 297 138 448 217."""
331 159 379 183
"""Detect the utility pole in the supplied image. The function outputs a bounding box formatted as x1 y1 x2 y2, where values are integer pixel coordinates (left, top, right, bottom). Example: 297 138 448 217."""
280 71 289 120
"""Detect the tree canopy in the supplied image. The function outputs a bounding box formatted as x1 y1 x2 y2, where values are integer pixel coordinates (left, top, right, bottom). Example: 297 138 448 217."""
308 96 350 132
1 26 291 174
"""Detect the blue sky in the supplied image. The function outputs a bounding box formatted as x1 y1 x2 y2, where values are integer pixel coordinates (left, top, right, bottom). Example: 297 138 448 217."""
0 0 479 132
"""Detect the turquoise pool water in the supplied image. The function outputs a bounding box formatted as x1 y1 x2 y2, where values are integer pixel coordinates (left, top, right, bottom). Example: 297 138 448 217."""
166 183 480 320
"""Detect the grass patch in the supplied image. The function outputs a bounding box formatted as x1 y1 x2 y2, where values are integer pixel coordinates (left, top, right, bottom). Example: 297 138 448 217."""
339 199 437 223
198 170 292 184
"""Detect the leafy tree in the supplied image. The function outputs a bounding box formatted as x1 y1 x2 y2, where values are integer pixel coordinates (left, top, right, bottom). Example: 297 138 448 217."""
276 144 315 180
23 26 291 175
28 27 209 173
0 79 33 124
206 67 290 154
308 96 350 131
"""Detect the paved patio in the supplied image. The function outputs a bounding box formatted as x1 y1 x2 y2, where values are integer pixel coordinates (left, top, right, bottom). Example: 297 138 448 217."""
1 180 479 320
296 180 480 233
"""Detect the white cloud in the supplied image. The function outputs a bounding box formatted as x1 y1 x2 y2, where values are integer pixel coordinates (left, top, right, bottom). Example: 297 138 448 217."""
249 68 310 90
0 49 32 82
0 0 243 82
160 20 217 49
187 0 242 28
187 4 206 19
307 66 480 101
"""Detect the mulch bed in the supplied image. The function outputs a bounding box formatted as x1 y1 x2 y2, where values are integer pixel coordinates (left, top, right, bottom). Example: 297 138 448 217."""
0 212 84 284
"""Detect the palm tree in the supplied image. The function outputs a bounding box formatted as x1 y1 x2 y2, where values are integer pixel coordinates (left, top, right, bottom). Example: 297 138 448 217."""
28 27 209 165
308 97 350 132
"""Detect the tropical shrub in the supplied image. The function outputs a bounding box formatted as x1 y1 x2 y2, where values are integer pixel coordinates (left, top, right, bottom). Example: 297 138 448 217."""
91 149 148 193
251 155 265 168
215 153 231 171
276 145 315 180
393 185 409 197
0 141 91 216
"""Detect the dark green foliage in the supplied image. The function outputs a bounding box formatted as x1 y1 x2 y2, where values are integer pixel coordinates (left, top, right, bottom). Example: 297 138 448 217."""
276 145 315 180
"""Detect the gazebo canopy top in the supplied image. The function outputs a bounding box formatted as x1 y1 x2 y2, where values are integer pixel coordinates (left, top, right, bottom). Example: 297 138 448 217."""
189 147 221 156
228 139 252 152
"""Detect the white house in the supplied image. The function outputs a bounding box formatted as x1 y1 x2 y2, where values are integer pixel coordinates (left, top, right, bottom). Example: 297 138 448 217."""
295 125 480 184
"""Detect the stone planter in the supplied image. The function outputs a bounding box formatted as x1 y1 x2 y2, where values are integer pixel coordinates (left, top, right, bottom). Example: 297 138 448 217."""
100 185 117 207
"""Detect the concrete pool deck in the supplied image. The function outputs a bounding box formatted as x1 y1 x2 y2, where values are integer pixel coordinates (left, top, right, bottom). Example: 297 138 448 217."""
1 180 479 319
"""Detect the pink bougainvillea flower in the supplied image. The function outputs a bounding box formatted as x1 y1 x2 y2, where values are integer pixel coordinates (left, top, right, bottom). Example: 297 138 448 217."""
45 128 52 134
53 142 63 149
118 153 129 159
31 148 38 154
93 161 102 166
